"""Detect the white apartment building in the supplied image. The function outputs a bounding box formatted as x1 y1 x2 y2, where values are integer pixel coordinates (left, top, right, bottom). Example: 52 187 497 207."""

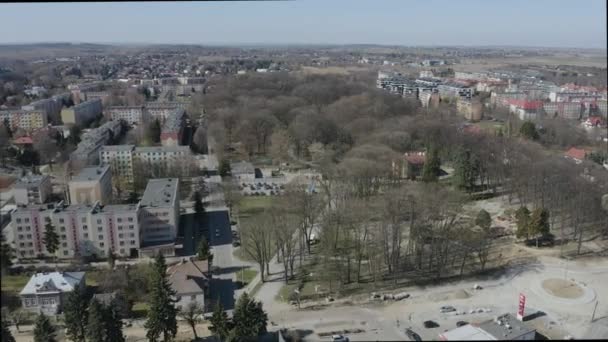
10 201 140 259
0 109 48 131
99 145 192 182
106 106 147 125
139 178 180 257
99 145 136 183
68 165 113 205
145 102 187 122
11 175 52 205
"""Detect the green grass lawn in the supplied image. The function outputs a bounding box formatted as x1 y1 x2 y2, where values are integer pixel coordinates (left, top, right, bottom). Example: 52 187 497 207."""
132 302 150 318
236 268 258 285
238 196 275 216
1 274 30 292
475 121 505 134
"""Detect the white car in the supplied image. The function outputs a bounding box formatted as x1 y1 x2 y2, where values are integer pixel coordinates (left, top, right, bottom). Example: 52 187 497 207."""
332 335 349 342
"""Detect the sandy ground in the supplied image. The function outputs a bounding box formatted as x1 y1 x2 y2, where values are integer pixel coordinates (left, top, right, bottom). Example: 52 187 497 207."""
542 278 584 299
269 255 608 341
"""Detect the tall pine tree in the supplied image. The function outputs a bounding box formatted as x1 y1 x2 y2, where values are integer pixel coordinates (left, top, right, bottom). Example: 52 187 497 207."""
145 253 177 342
86 299 106 342
63 290 88 342
104 300 125 342
42 218 59 262
421 144 441 182
1 233 13 276
208 301 231 341
232 292 268 338
529 208 550 247
33 313 56 342
515 206 531 240
1 317 15 342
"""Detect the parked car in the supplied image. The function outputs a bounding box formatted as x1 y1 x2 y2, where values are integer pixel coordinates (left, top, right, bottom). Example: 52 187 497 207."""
456 321 469 327
423 320 439 328
405 328 422 341
332 335 349 342
440 306 456 313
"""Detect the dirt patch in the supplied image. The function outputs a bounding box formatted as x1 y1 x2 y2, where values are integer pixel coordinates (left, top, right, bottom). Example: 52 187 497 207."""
542 278 584 299
428 288 471 301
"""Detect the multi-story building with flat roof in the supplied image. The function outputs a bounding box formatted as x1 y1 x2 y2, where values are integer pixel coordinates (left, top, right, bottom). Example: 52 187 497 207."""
70 120 124 166
0 109 48 132
139 178 180 257
61 98 102 126
9 201 140 259
99 145 192 183
146 102 187 122
22 97 63 124
68 165 112 205
161 108 185 146
106 106 147 125
11 175 52 205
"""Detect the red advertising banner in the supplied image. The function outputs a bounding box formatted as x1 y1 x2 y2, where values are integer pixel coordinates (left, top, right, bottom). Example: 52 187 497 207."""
517 293 526 320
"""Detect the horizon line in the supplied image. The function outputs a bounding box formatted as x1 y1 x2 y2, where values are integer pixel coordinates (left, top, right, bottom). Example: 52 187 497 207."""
0 41 606 51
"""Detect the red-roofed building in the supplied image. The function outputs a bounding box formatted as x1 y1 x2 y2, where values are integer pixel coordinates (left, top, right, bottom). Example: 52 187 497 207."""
392 151 426 180
13 136 33 145
584 116 604 128
507 99 545 121
564 147 587 164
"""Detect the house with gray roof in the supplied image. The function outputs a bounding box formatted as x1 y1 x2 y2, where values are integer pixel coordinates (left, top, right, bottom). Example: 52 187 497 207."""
167 258 210 312
19 271 86 315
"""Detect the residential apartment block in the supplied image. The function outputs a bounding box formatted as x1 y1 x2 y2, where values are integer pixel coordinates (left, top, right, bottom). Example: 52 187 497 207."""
22 97 63 124
139 178 180 257
457 98 483 121
99 145 192 183
11 175 52 205
68 165 113 205
146 102 187 122
70 119 124 166
106 106 147 125
61 98 102 125
10 201 140 259
161 108 185 146
0 109 48 132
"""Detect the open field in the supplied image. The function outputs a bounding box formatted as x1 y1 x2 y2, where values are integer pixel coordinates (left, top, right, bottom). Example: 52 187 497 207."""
452 55 607 71
299 66 372 75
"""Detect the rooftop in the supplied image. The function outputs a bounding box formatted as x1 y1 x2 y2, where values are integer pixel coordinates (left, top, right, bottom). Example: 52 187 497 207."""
439 324 495 341
231 161 255 175
140 178 179 208
20 272 85 295
71 165 110 182
135 145 190 154
167 259 209 295
477 313 536 340
13 175 49 189
565 147 587 161
101 144 136 152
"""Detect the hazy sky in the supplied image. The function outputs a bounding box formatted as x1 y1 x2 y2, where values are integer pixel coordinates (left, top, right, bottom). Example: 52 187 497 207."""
0 0 606 48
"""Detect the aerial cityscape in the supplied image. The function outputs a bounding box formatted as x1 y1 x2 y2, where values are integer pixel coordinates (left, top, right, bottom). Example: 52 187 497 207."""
0 1 607 341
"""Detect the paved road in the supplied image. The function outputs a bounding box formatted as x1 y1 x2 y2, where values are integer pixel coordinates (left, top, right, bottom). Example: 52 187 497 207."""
207 209 237 312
